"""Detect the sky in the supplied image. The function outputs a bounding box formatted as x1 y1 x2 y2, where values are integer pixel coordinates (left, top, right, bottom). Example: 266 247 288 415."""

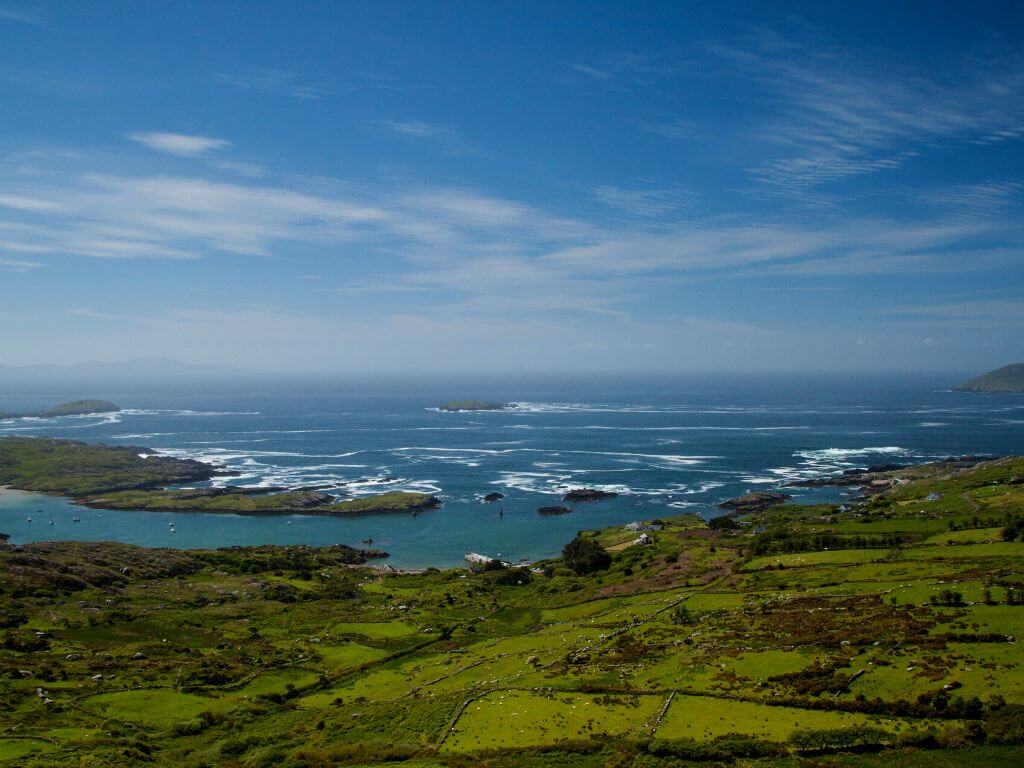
1 1 1023 373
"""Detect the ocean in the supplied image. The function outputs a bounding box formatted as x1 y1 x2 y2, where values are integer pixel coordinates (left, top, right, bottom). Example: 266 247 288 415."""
1 372 1021 568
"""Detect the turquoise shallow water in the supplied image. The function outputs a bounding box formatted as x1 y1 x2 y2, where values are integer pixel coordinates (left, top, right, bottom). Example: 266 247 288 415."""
1 373 1021 568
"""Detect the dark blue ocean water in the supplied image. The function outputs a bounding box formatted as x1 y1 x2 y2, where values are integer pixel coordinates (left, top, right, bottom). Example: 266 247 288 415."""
1 373 1021 567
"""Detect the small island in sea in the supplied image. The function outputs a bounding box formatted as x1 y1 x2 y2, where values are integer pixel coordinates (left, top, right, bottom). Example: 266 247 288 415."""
0 399 121 419
438 399 510 412
955 363 1024 393
0 436 440 516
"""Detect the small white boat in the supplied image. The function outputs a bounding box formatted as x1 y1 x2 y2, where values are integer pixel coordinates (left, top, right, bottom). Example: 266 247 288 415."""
286 521 292 525
26 516 31 522
73 517 81 523
48 520 55 526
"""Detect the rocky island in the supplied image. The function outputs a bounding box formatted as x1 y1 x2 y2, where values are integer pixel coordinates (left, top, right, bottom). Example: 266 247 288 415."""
563 488 618 502
537 505 573 516
0 399 121 419
718 490 791 513
955 363 1024 393
0 436 440 517
438 400 510 412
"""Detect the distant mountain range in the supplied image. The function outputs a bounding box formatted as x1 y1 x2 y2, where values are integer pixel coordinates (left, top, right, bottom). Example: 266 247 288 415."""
0 358 250 379
955 363 1024 393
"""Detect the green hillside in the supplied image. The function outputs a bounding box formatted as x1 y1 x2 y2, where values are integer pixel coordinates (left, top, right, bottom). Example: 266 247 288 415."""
955 364 1024 393
1 456 1024 766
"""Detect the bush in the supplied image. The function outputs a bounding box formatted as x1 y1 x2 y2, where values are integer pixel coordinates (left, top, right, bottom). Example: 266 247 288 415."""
936 722 984 748
646 737 723 760
562 536 612 574
986 703 1024 744
789 726 893 753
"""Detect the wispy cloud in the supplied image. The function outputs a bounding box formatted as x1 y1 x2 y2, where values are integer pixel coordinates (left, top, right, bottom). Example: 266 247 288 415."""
881 299 1024 319
593 185 697 217
922 180 1024 220
215 70 332 100
565 52 684 90
710 28 1024 197
127 132 230 157
0 152 1020 321
372 120 481 156
0 256 41 270
0 5 44 25
638 119 698 140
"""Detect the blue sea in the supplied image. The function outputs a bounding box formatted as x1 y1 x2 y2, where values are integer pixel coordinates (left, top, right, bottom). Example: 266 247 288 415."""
1 373 1021 568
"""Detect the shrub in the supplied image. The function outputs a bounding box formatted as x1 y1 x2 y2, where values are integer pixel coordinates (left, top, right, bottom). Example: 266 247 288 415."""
986 703 1024 744
789 726 892 753
562 536 612 574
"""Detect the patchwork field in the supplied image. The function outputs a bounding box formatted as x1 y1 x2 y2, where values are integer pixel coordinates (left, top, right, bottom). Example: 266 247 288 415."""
1 455 1023 766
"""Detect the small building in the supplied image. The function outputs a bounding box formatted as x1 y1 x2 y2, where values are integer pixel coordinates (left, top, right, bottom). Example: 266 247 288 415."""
634 533 653 546
926 492 942 501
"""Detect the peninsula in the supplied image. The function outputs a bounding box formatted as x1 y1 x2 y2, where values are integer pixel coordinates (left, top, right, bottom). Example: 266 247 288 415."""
955 363 1024 393
0 436 440 516
0 399 121 419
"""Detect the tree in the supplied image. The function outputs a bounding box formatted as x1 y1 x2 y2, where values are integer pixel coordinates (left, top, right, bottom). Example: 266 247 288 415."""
562 536 612 574
708 516 739 530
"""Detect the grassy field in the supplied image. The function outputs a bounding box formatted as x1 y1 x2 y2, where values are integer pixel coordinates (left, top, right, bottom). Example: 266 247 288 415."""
1 451 1023 766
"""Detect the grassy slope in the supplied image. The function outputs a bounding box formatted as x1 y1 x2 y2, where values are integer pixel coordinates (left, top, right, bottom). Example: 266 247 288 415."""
0 436 215 495
955 363 1024 393
0 458 1023 766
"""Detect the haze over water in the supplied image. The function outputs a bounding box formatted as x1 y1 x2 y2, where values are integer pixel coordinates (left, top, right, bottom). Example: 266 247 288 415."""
1 373 1021 568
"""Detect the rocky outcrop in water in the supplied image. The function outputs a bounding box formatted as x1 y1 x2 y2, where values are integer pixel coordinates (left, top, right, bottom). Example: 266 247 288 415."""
563 488 618 502
718 491 791 513
537 505 573 516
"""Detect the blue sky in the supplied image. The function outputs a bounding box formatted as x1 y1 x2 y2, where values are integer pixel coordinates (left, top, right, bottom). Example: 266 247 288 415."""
1 1 1023 372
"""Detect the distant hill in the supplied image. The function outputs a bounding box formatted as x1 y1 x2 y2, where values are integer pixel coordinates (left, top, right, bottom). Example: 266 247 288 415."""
0 400 121 419
955 363 1024 393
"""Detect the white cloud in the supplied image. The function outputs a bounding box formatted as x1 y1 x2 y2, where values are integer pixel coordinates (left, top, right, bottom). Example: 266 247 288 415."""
710 29 1024 196
127 132 231 157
